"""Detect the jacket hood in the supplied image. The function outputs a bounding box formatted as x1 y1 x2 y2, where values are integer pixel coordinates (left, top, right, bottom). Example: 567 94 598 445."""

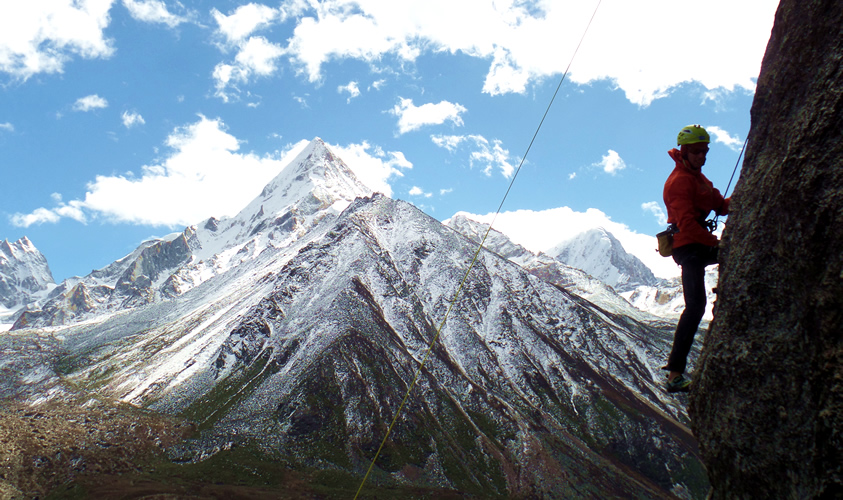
668 148 700 173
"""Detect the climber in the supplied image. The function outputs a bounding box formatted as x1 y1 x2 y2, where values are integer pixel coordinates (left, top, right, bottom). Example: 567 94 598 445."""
662 125 729 393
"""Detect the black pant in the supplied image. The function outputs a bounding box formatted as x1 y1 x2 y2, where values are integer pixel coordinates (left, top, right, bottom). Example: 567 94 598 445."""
666 244 718 374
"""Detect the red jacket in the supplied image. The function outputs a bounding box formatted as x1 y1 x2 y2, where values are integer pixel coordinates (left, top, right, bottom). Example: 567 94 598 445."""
663 148 729 248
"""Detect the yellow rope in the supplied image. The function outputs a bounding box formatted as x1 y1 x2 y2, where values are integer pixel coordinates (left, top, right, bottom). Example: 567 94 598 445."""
353 2 603 497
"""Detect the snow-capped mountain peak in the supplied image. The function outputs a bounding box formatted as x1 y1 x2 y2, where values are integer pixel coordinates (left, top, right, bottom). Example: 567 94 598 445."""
235 137 373 225
547 227 658 292
9 138 376 328
0 237 55 316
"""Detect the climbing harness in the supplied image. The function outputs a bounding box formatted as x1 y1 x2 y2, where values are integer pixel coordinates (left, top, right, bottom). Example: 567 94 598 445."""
353 2 604 498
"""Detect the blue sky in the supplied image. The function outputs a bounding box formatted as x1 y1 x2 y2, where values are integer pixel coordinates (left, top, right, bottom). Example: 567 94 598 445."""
1 0 778 282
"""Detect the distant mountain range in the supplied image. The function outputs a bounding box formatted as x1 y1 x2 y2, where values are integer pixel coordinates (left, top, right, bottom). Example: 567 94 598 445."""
2 139 709 497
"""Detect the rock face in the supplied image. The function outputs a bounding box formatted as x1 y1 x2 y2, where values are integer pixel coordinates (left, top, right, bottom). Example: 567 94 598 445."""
689 1 843 498
0 237 54 311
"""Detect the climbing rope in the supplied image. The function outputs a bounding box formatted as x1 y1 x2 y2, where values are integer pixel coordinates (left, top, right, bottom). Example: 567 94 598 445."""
724 136 748 196
713 136 749 229
353 2 604 497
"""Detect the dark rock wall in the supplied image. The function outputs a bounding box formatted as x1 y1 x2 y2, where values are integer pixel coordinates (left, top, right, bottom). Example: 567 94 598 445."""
689 0 843 498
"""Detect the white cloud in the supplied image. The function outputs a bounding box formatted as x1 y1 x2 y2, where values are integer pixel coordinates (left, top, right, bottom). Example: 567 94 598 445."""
73 94 109 111
213 36 285 101
370 79 386 91
390 98 466 134
0 122 13 132
431 134 464 152
278 0 777 106
212 4 279 44
122 0 186 28
212 5 288 101
235 36 284 76
338 81 360 103
440 188 453 195
121 110 145 128
10 194 86 227
469 138 515 178
11 116 296 227
408 186 432 198
642 201 667 227
568 172 577 180
0 0 115 80
10 118 413 228
432 133 516 178
10 207 61 227
329 142 412 197
593 150 626 175
707 125 744 152
456 207 680 279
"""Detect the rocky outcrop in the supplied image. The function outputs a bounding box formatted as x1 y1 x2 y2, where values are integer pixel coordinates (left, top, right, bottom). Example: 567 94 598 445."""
689 1 843 498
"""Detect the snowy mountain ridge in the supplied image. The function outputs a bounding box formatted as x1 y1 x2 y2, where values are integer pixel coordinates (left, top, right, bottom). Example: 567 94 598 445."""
11 138 372 329
0 237 55 324
446 213 718 321
2 138 709 497
547 226 659 292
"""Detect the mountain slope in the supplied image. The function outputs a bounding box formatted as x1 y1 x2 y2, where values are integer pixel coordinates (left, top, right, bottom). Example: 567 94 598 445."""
444 214 673 326
4 139 707 498
13 138 371 330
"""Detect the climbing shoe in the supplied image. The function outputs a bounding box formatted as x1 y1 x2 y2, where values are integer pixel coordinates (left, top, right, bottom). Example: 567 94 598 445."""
666 374 691 393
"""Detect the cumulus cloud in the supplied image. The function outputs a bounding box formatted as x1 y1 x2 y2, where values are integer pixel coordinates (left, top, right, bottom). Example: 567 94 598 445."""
121 110 145 128
469 138 515 178
593 150 626 175
212 4 287 101
276 0 777 106
432 134 516 178
338 81 360 103
0 0 115 80
10 119 413 228
10 194 86 227
390 98 466 134
370 79 386 91
408 186 432 198
212 4 279 44
0 122 13 132
329 142 412 197
642 201 667 227
10 116 290 227
122 0 187 28
707 125 745 152
73 94 109 111
213 36 285 101
430 134 464 152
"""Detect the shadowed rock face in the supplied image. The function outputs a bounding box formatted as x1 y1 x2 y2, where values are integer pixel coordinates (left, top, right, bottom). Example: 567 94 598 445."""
689 1 843 498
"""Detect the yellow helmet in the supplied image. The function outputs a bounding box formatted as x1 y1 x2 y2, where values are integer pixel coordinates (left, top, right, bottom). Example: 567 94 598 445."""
677 125 710 146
